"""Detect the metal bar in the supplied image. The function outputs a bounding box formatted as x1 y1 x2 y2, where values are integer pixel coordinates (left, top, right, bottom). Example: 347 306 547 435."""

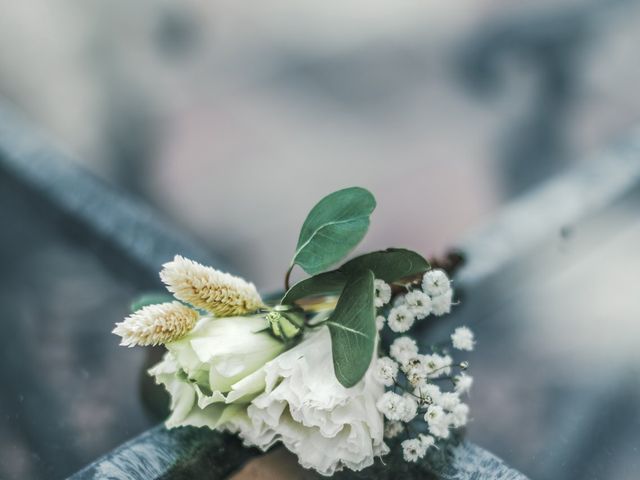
455 125 640 286
0 99 226 277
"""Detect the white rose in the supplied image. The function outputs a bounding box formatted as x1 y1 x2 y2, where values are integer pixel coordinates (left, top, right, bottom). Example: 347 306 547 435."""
235 328 388 476
149 315 286 429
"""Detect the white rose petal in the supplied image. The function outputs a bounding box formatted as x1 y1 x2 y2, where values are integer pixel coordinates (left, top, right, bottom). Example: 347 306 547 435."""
149 315 286 430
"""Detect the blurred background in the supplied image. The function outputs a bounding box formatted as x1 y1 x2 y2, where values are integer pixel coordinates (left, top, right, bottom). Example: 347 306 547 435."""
2 0 640 291
2 0 640 479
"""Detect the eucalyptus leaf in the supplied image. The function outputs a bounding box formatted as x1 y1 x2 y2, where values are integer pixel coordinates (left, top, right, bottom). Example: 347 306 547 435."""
281 271 344 304
326 270 376 388
130 293 176 312
292 187 376 275
281 248 429 304
341 248 429 282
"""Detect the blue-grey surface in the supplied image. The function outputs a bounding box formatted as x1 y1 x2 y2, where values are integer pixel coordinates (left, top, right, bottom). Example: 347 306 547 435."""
0 102 226 479
0 99 225 276
70 428 527 480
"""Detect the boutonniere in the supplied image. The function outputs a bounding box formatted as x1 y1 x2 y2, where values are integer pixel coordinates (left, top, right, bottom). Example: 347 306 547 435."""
114 187 474 476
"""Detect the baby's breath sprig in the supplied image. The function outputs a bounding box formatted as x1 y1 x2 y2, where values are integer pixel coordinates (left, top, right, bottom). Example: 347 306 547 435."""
372 269 475 463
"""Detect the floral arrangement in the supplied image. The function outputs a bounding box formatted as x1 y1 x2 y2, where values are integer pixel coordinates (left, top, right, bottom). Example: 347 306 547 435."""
113 187 474 476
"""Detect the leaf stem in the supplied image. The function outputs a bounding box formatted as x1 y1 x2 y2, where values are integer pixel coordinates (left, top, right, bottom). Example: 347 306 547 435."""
285 265 294 291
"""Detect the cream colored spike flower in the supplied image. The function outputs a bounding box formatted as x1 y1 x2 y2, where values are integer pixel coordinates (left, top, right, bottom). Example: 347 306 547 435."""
160 255 264 316
113 302 198 347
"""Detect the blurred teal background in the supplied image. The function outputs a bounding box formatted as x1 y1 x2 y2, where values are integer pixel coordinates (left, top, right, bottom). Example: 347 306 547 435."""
2 1 640 479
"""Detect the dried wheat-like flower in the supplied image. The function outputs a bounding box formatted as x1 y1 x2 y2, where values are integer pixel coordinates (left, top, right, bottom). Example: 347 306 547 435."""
160 255 264 316
113 301 199 347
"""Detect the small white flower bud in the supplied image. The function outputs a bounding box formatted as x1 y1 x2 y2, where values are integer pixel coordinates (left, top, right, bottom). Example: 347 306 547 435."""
422 269 451 297
373 357 399 387
374 279 392 308
451 326 475 351
387 305 415 333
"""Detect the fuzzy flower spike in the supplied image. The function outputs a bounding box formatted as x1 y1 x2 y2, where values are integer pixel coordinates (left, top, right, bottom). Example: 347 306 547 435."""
113 301 199 347
160 255 264 316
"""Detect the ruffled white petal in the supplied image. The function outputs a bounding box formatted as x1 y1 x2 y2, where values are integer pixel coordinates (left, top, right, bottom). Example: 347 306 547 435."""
237 328 388 476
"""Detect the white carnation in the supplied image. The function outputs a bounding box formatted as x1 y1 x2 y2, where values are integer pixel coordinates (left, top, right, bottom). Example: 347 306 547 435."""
238 328 388 476
376 315 386 331
451 326 475 351
387 305 415 333
422 269 451 297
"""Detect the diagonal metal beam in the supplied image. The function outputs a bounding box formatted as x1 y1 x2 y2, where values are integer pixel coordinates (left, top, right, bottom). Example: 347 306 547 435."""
0 99 225 277
455 126 640 285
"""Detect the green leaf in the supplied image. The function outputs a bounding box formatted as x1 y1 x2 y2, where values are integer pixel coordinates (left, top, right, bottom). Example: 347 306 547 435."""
292 187 376 275
340 248 430 282
326 270 376 388
281 248 429 304
281 271 345 304
130 293 176 312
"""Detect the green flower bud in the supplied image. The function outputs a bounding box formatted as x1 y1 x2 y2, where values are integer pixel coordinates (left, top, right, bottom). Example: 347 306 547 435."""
266 305 305 342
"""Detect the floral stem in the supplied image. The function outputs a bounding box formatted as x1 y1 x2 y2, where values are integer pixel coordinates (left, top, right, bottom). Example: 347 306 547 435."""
284 265 294 291
393 379 423 400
